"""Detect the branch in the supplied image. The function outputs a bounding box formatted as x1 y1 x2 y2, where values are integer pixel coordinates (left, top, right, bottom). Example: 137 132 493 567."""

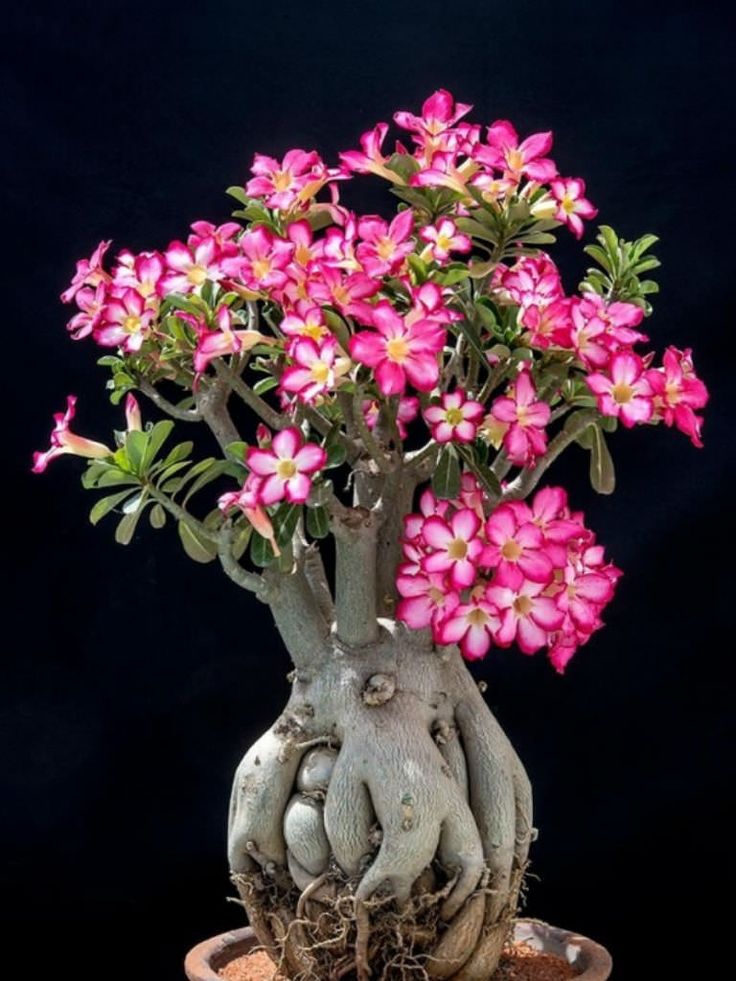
332 507 379 647
264 565 331 669
217 525 269 597
213 361 286 431
352 389 392 473
196 380 241 451
406 441 440 479
137 379 202 422
148 487 218 543
502 409 597 500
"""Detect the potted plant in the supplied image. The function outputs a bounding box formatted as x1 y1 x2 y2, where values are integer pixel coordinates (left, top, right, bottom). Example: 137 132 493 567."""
33 89 707 980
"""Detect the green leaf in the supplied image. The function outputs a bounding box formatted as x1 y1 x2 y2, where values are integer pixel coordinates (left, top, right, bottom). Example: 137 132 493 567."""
322 308 351 348
436 265 470 286
89 490 136 526
96 470 140 488
125 430 150 474
253 376 278 396
183 459 230 505
517 231 557 245
432 446 461 500
225 441 248 462
456 445 501 498
225 185 249 205
114 505 147 546
141 420 174 471
454 217 500 244
250 530 276 567
306 504 330 539
589 427 616 494
272 502 301 549
452 318 487 364
178 520 217 563
407 254 429 283
150 503 167 529
159 441 193 469
324 423 347 469
467 259 495 279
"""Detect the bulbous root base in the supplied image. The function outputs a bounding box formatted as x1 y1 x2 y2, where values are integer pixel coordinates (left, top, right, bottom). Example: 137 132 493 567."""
228 626 533 980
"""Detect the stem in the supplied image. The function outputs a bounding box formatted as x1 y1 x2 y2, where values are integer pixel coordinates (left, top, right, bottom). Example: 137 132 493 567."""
137 379 202 421
148 486 217 543
503 409 597 500
478 362 508 405
196 379 240 450
406 441 440 479
334 514 379 647
265 565 331 669
214 362 286 431
217 525 269 597
353 390 392 473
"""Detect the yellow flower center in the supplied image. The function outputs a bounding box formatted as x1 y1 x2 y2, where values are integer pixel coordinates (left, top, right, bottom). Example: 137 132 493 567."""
276 459 297 480
295 243 312 266
516 405 530 426
123 315 141 334
664 382 681 404
562 196 577 215
445 407 464 426
467 607 489 626
331 284 349 306
311 362 330 384
302 321 327 341
252 259 272 280
436 233 452 252
447 538 468 560
187 265 208 285
428 586 445 604
272 170 292 192
506 148 525 172
376 237 396 260
138 280 156 298
612 382 634 404
386 336 410 363
501 539 522 561
513 595 534 616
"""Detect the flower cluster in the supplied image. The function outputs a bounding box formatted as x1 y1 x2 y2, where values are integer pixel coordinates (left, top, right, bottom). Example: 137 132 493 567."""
397 480 621 671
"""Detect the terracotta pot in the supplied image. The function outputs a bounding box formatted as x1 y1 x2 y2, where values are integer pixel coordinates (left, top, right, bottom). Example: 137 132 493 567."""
184 918 613 980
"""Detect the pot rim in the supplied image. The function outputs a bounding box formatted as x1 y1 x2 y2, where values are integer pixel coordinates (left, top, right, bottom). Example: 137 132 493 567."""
184 917 613 980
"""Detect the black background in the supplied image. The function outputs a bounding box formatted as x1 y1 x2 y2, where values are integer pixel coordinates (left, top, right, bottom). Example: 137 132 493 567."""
3 1 734 977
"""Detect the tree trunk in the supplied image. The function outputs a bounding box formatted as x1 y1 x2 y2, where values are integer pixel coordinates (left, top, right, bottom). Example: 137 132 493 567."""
228 622 532 980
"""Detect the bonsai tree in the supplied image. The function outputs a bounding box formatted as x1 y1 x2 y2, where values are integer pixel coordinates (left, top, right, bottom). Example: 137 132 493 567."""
34 89 708 980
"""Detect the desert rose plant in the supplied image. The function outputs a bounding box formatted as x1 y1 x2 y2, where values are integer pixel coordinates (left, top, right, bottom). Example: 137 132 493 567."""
35 90 708 979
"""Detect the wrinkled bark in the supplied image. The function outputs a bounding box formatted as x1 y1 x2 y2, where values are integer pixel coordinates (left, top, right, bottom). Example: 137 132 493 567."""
228 623 532 980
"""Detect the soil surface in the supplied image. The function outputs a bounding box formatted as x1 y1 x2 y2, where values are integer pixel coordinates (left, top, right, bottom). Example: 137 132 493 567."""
218 941 577 980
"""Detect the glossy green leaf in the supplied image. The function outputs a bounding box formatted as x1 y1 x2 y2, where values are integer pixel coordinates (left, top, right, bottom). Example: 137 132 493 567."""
149 503 167 529
432 446 461 500
306 504 330 539
178 520 217 563
589 427 616 494
141 420 174 471
89 490 136 526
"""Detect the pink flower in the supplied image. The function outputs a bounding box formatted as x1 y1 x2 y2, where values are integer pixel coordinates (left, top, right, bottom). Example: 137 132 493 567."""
424 390 484 443
193 306 270 374
286 220 323 268
482 503 554 586
550 178 598 239
246 149 322 210
307 265 379 319
519 298 573 350
356 210 415 277
94 287 157 352
492 254 564 309
61 240 111 303
161 238 225 294
188 220 241 255
421 509 484 589
32 396 111 472
65 281 108 339
349 301 446 396
394 89 472 139
474 120 558 183
435 593 501 661
113 250 166 300
570 293 648 368
486 572 565 654
279 336 350 404
246 428 326 506
280 305 331 343
586 351 654 428
419 218 472 264
125 394 142 432
218 473 280 556
646 346 709 447
396 569 459 631
362 396 419 439
224 227 293 293
554 564 616 633
488 370 551 466
339 123 391 176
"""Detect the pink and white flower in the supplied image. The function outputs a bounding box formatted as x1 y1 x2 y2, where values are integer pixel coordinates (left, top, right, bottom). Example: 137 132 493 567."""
356 210 415 277
61 240 111 303
488 370 551 466
396 568 459 631
224 227 294 293
161 238 225 294
394 89 472 141
218 473 280 556
421 508 484 589
486 572 565 654
246 149 322 210
246 428 327 506
193 306 270 374
113 250 166 300
482 503 554 586
550 178 598 239
349 301 446 396
94 287 157 352
419 218 472 264
307 265 379 319
339 122 392 177
646 346 709 447
586 351 654 427
279 336 350 404
474 121 558 183
435 593 501 661
280 305 331 343
32 396 111 472
65 282 108 339
424 390 484 443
